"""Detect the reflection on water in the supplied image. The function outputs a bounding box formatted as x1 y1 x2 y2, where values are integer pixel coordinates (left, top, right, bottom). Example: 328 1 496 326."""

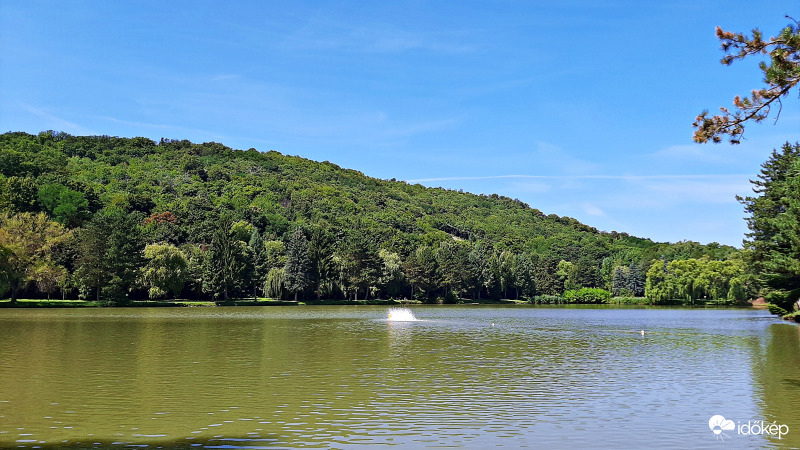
754 323 800 448
0 306 796 448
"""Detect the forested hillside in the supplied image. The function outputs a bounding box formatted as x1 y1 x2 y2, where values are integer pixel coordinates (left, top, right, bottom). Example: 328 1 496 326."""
0 131 744 304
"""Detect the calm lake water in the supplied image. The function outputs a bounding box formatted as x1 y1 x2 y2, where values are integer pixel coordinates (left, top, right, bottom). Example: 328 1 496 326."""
0 305 798 449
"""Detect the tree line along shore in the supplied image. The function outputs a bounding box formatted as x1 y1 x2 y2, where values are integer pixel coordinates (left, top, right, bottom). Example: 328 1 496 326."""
0 132 793 315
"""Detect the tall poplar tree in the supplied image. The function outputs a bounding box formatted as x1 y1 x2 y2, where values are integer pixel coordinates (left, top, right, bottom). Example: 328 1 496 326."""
284 228 311 301
248 229 269 298
513 253 536 299
405 245 439 300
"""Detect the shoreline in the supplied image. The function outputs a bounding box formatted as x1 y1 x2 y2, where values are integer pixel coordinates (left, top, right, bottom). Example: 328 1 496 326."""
0 298 758 309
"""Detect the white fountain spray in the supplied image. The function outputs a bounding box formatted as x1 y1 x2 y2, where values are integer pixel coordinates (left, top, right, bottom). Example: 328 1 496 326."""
387 307 418 322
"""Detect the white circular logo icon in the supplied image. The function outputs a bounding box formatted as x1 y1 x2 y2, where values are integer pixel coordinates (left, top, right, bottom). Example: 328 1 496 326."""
709 415 736 440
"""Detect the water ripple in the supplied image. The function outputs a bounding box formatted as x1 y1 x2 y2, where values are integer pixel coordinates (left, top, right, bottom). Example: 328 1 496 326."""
0 306 793 448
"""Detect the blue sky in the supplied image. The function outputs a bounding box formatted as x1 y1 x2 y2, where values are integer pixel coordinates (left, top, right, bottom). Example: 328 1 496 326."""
2 1 798 247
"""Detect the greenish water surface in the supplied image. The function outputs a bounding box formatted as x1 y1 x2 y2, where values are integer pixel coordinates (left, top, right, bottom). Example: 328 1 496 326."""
0 306 797 449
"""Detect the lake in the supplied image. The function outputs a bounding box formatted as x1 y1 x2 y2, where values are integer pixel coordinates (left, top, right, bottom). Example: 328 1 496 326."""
0 305 797 449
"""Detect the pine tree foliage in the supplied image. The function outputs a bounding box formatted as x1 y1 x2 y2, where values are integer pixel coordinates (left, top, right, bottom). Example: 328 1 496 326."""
205 215 249 302
284 228 311 301
694 19 800 144
627 261 645 297
75 208 144 303
248 229 269 298
739 142 800 290
611 266 628 296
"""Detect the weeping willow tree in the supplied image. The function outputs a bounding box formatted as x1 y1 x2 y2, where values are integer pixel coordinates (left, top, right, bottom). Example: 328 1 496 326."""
265 267 285 299
645 257 747 304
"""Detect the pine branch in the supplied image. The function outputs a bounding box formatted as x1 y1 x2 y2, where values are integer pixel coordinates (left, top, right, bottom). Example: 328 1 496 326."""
693 23 800 144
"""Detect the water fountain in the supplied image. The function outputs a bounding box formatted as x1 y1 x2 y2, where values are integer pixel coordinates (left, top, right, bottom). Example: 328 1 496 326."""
386 307 418 322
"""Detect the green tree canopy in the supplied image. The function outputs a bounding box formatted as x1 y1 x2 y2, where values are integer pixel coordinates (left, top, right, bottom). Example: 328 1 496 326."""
739 142 800 292
204 215 250 302
0 132 742 303
0 212 71 302
140 243 189 299
284 228 311 301
74 208 144 304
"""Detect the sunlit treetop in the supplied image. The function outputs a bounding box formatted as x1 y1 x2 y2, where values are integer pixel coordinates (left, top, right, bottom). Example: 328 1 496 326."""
693 17 800 144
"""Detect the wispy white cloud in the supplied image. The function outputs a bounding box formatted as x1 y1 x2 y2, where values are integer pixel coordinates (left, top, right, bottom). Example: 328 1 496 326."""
404 141 607 180
637 177 752 204
19 103 95 135
649 132 800 172
280 13 475 54
250 109 461 146
506 179 552 195
531 141 600 175
97 115 227 141
651 144 732 164
405 173 750 183
99 116 173 130
581 203 607 217
650 143 760 167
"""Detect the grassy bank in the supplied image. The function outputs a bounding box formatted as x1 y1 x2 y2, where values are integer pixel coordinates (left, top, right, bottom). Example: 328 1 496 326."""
0 299 296 308
0 299 104 308
0 298 420 308
0 297 751 308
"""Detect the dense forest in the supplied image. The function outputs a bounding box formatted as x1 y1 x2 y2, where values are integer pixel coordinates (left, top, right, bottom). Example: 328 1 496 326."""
0 131 750 305
737 142 800 319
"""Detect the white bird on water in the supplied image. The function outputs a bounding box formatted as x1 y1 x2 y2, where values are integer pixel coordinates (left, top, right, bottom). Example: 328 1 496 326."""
640 330 646 336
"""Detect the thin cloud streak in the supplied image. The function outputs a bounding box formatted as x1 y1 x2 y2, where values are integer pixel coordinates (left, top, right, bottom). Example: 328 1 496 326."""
280 14 476 54
96 115 227 141
405 174 751 183
18 103 95 136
